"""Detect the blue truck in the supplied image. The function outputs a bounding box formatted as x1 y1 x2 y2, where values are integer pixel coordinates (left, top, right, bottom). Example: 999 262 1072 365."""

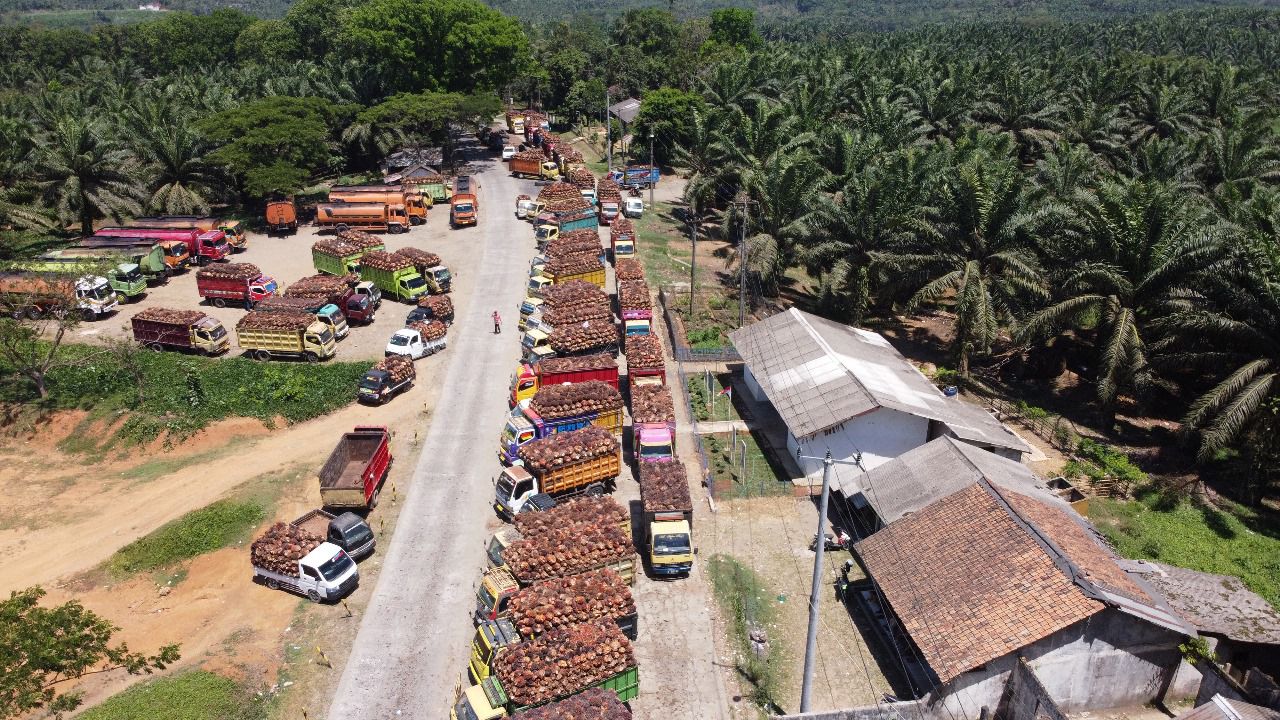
534 208 599 248
497 390 624 465
609 165 660 189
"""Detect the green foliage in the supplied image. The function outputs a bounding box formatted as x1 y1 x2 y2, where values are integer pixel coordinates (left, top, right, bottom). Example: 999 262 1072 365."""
78 670 265 720
1092 493 1280 609
633 87 706 166
0 587 180 718
123 9 255 72
1076 438 1148 487
106 499 267 576
234 19 301 64
705 554 784 713
705 8 761 52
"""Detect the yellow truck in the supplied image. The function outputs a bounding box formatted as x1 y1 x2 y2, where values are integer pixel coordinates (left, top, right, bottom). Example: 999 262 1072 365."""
235 311 336 362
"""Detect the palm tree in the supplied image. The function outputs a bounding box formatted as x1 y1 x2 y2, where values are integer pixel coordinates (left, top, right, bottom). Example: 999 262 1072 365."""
1018 180 1229 423
1129 81 1201 144
28 116 145 236
878 161 1047 376
130 121 228 214
974 65 1066 162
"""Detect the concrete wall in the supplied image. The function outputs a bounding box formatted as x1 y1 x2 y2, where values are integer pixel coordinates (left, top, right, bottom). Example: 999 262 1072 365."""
771 700 928 720
1006 657 1068 720
792 408 931 476
744 364 767 403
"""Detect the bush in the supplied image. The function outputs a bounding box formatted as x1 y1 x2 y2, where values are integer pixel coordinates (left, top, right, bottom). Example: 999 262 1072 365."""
106 499 266 576
1077 438 1147 487
79 670 265 720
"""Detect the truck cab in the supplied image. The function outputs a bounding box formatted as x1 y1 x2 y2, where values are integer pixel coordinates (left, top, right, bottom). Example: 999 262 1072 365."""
599 201 620 225
636 424 674 462
385 328 445 359
540 161 561 180
194 231 229 264
612 236 636 262
523 201 546 223
316 303 350 339
294 510 377 560
509 364 538 405
219 220 247 250
498 414 537 465
517 296 543 330
193 316 230 353
534 222 558 246
426 265 452 293
649 518 693 576
474 566 519 625
623 197 644 218
256 542 358 602
352 281 381 308
451 194 478 228
359 366 413 404
580 188 597 205
468 617 519 685
343 293 375 324
526 275 552 298
157 240 191 271
77 276 120 318
303 321 337 359
492 465 541 519
108 263 147 300
520 326 554 363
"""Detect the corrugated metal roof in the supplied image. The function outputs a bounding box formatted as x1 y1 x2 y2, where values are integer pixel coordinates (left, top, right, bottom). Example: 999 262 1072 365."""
609 98 642 124
729 308 1028 452
1178 695 1280 720
1120 561 1280 645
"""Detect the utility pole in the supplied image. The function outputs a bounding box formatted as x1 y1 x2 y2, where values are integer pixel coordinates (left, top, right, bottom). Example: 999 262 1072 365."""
648 131 655 209
605 89 612 173
689 198 698 317
733 199 754 328
796 451 865 713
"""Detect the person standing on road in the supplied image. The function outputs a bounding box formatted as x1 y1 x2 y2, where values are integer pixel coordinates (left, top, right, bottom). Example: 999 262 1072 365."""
493 310 501 334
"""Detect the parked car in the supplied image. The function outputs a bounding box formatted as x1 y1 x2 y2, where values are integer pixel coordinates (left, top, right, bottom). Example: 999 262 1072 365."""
623 197 644 219
502 146 517 161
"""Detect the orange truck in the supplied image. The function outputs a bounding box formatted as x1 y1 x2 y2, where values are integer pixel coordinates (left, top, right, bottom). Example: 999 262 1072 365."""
329 186 427 226
265 200 298 235
316 202 410 234
450 194 478 228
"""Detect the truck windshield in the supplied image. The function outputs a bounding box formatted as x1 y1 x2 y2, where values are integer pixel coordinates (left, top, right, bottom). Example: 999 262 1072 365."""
388 334 410 346
486 538 506 567
434 268 452 282
535 226 552 240
341 524 373 549
84 285 111 301
404 276 427 291
640 443 672 459
360 373 384 390
453 203 474 213
654 533 691 556
317 328 334 345
263 279 278 294
453 699 480 720
208 324 226 339
167 243 188 257
316 551 355 581
121 268 143 282
495 476 515 502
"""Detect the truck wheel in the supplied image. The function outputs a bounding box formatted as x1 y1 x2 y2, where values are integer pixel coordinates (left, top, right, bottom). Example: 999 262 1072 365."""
253 350 271 362
24 307 40 320
148 342 165 352
81 308 96 321
390 225 405 234
585 483 605 497
304 352 319 363
369 486 380 509
410 216 424 226
212 298 226 309
336 223 350 233
306 589 322 603
265 578 280 590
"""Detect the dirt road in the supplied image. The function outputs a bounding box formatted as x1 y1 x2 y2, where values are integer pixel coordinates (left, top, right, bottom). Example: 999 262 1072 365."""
326 139 537 718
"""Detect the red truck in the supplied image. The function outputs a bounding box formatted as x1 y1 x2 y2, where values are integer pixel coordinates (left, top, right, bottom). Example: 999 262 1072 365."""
98 226 229 265
510 352 619 407
196 266 278 309
319 426 392 510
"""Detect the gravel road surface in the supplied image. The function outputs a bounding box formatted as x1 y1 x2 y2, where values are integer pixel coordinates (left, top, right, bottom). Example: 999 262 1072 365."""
326 138 537 717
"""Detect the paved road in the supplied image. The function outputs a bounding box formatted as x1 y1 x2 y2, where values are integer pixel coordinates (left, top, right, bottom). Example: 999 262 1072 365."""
327 138 536 718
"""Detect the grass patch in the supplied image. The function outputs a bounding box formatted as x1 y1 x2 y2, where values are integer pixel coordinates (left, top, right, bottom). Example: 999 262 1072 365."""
705 431 791 498
106 499 267 577
706 554 785 714
1 343 368 444
78 670 266 720
117 446 239 483
1092 493 1280 609
687 373 740 423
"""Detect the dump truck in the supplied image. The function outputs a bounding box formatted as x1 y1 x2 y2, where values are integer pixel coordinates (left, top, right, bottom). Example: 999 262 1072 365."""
506 112 525 134
515 195 538 220
257 295 349 340
509 354 619 406
408 175 451 205
19 255 147 302
509 155 560 180
359 257 429 303
318 426 392 510
330 185 427 226
79 235 189 277
617 280 652 337
498 382 624 464
543 254 606 290
359 356 415 405
638 462 694 576
0 272 118 320
311 236 386 276
235 311 336 362
451 194 478 228
394 248 452 294
98 227 228 265
130 308 230 355
290 509 375 560
630 384 676 463
251 527 358 603
624 334 666 391
196 265 278 309
134 215 248 251
468 569 637 684
265 199 298 235
493 427 621 518
285 276 378 324
534 209 598 248
522 318 619 364
316 202 410 233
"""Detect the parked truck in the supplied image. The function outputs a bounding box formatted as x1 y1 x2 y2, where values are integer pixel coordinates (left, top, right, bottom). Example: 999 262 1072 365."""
534 209 598 248
359 356 415 405
291 509 376 560
235 310 336 362
78 235 190 276
285 275 378 324
98 227 228 265
509 353 618 406
384 325 447 359
509 154 560 180
19 255 147 302
330 185 427 226
54 240 168 285
450 194 478 228
130 308 230 355
394 248 452 294
617 280 653 337
359 252 429 303
408 174 451 205
499 381 624 464
493 426 621 518
637 462 694 576
311 236 385 276
318 426 392 510
316 202 410 233
265 199 298 235
631 383 676 464
624 334 666 392
610 219 636 262
609 165 660 188
251 529 358 603
522 318 619 363
196 264 278 309
257 295 349 339
0 272 118 320
134 215 248 252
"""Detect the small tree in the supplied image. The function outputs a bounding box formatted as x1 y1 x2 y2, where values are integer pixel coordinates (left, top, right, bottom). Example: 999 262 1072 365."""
0 586 181 718
0 272 108 399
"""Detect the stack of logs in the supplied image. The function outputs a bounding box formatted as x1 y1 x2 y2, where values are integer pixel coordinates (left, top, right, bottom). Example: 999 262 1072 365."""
134 307 206 325
517 425 618 474
513 496 628 538
417 294 454 322
638 462 691 513
630 384 674 425
495 621 635 708
508 568 635 638
510 687 631 720
543 281 607 309
546 230 603 258
504 521 633 584
408 320 447 341
550 318 616 353
394 247 441 269
567 167 597 190
372 355 414 382
624 335 663 369
286 274 352 300
237 310 312 332
614 259 645 282
337 229 384 249
616 281 650 313
196 262 260 281
250 522 322 574
536 353 616 376
530 380 622 420
545 253 602 278
359 250 413 272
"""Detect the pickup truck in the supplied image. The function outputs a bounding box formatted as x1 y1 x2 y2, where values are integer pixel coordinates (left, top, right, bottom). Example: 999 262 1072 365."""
509 354 618 406
291 509 376 560
318 426 392 510
253 542 358 603
623 197 644 219
359 358 415 405
130 309 229 355
493 427 620 518
257 296 349 340
196 268 277 309
385 327 446 359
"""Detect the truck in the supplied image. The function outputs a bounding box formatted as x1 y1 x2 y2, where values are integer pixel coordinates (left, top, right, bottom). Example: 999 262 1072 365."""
0 272 118 320
134 215 248 252
515 195 537 220
315 202 410 233
638 462 694 576
597 197 620 226
498 382 624 464
235 311 336 362
522 318 618 363
509 353 619 406
330 185 427 226
195 264 278 309
623 197 644 219
311 237 385 276
493 426 621 518
609 165 660 189
257 296 349 340
290 509 376 560
528 257 606 295
509 155 560 180
98 227 229 266
408 174 451 205
534 209 599 248
79 236 190 279
318 426 392 510
505 111 525 135
286 274 379 323
618 295 652 338
630 383 675 461
265 199 298 235
359 255 429 303
451 194 478 228
252 532 358 603
20 255 147 302
130 308 230 355
394 248 452 294
610 220 636 262
359 356 415 405
384 325 446 359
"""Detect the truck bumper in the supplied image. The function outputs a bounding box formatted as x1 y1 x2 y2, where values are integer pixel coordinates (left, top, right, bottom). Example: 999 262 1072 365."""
493 501 515 522
348 538 376 560
651 562 693 577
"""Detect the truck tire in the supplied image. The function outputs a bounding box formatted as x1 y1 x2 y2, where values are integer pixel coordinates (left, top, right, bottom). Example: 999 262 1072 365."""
306 589 322 603
81 308 96 321
265 577 280 590
369 486 380 509
253 350 271 362
304 352 319 363
148 342 165 352
211 298 226 308
336 223 350 232
410 216 424 226
585 483 605 497
389 224 405 234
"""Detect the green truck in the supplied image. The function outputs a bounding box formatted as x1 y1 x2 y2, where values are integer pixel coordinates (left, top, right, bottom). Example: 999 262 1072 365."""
313 247 364 276
358 263 429 303
62 241 171 283
18 255 148 301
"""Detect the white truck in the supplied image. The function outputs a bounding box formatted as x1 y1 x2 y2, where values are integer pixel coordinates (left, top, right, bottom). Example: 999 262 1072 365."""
385 327 446 359
253 542 359 603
